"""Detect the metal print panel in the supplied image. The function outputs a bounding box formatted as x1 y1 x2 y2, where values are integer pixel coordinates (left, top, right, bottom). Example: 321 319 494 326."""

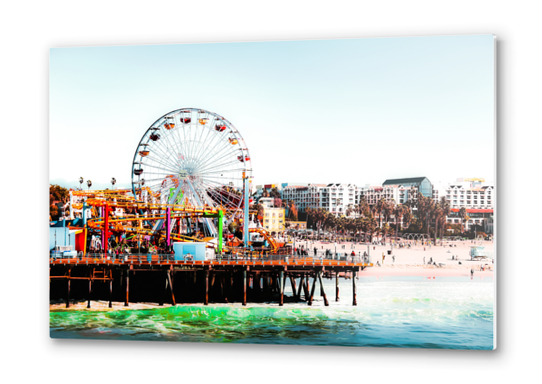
49 35 496 349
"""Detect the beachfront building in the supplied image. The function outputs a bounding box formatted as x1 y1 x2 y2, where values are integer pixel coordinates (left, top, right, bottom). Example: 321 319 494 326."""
431 182 448 204
446 208 494 233
281 183 359 216
256 197 286 233
359 184 404 205
320 183 358 215
443 180 494 234
382 177 433 201
282 183 324 213
444 182 494 210
358 182 420 208
262 207 285 233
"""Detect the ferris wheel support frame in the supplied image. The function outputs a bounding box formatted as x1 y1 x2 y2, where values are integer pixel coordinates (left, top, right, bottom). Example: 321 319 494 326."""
244 175 250 247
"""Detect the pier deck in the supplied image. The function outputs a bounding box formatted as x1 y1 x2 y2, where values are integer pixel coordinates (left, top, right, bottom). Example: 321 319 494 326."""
50 255 373 308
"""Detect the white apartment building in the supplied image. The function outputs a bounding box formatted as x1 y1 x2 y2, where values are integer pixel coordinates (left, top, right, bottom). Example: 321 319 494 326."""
321 183 358 215
281 183 359 216
359 184 418 206
445 183 494 209
361 185 400 205
432 182 448 204
282 184 325 213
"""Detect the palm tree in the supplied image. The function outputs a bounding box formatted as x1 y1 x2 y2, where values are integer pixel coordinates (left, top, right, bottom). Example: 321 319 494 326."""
459 207 469 234
403 207 412 230
375 198 386 228
338 216 348 238
356 197 370 218
250 203 264 225
433 202 442 245
362 216 377 243
285 200 298 221
324 213 337 237
439 197 451 243
381 223 390 244
354 217 364 241
383 199 395 226
417 195 434 238
393 204 406 241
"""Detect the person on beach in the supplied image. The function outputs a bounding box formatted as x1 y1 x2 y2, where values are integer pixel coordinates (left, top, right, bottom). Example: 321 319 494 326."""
392 255 395 263
470 268 474 278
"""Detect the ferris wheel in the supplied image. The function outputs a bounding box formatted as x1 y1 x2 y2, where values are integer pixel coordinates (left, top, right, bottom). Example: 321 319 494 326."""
131 108 252 236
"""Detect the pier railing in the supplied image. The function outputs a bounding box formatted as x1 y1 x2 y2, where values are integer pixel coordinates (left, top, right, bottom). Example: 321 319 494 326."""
49 252 372 266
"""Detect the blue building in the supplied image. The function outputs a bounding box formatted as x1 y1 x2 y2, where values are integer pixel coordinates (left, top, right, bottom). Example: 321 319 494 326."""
382 177 433 201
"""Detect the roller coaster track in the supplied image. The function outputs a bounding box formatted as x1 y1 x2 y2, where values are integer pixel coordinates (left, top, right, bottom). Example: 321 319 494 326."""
249 227 278 252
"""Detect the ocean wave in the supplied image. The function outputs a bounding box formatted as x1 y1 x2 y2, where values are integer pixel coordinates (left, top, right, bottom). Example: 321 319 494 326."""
50 280 494 349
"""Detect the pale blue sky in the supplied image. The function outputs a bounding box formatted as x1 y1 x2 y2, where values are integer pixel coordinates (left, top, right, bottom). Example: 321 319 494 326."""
50 35 495 190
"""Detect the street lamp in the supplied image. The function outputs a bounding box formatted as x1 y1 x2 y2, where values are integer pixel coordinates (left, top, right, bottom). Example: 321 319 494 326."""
79 177 84 189
111 177 116 189
87 180 92 191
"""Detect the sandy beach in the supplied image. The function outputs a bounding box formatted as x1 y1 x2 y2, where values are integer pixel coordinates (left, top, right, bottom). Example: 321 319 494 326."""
300 239 495 278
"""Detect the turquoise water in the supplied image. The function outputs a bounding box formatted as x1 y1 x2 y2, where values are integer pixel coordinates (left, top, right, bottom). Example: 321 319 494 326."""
50 276 494 349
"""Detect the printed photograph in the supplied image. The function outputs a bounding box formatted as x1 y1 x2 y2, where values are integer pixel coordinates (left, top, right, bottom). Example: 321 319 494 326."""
49 35 495 349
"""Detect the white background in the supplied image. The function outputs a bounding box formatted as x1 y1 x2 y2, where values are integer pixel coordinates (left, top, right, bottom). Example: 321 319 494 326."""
1 0 539 382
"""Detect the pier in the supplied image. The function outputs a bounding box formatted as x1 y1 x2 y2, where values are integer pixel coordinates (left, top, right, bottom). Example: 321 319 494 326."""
50 255 372 308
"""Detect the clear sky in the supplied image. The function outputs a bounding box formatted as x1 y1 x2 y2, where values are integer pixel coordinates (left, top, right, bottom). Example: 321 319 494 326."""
50 35 495 190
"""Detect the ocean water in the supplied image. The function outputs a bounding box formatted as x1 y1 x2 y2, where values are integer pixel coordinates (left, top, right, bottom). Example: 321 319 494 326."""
50 276 495 350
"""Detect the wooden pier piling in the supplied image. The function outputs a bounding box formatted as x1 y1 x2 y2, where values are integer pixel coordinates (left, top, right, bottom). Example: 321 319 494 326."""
66 267 71 308
297 275 304 301
125 267 130 306
308 273 317 306
318 271 329 306
243 267 247 306
167 270 175 305
109 278 113 308
87 268 92 308
335 273 339 302
352 269 357 306
279 270 284 306
205 268 209 305
290 276 297 301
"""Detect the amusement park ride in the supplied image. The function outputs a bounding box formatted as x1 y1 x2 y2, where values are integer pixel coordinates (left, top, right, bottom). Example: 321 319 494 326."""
67 108 279 257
